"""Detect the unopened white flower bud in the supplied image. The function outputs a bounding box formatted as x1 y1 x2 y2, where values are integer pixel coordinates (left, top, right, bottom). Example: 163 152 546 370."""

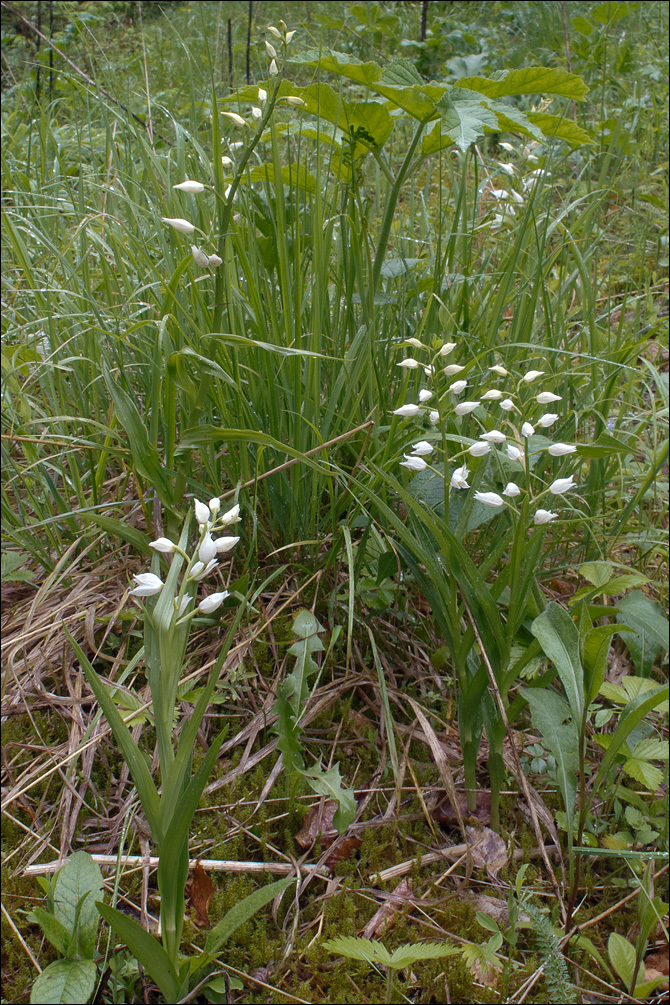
443 364 465 376
400 455 428 472
285 96 305 106
258 87 267 103
194 498 210 525
268 25 282 39
418 389 433 403
521 422 535 437
162 217 195 234
220 504 241 526
439 342 457 356
534 508 558 525
173 179 205 193
149 537 175 554
397 358 419 369
251 106 262 120
454 401 479 416
269 59 279 77
503 482 521 497
449 380 468 395
474 491 504 508
215 536 240 554
265 40 277 57
393 404 420 417
199 591 229 614
222 111 247 128
428 410 440 425
130 573 164 597
537 391 562 404
191 245 210 268
208 253 223 267
547 443 577 456
468 442 491 457
480 430 506 443
481 389 503 400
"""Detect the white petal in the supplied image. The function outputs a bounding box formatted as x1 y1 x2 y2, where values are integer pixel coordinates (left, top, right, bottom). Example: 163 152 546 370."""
199 532 217 564
439 342 457 356
191 245 210 268
220 504 241 526
149 537 175 553
215 536 240 554
507 444 523 462
418 389 433 403
162 217 195 234
130 573 164 597
479 430 506 443
449 380 468 395
537 391 562 404
500 398 515 411
534 509 558 525
400 455 428 472
473 491 504 508
521 422 535 437
194 499 210 525
454 401 479 416
222 111 247 127
443 364 465 376
468 441 491 457
397 358 420 369
537 413 559 428
411 441 434 456
199 591 229 614
481 389 503 400
547 443 577 456
503 482 521 497
549 475 575 495
393 404 420 417
522 369 545 383
173 180 205 193
428 410 440 425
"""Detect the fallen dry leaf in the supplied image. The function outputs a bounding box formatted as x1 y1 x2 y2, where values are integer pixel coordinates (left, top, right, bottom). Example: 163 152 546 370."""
645 946 669 990
466 826 508 877
432 789 491 828
361 878 413 940
185 859 215 927
295 799 361 868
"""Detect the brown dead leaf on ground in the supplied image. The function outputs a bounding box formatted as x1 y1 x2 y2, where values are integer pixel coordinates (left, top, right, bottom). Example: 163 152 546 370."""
466 826 508 877
431 789 491 828
361 878 414 939
645 946 669 990
295 800 362 868
185 859 215 927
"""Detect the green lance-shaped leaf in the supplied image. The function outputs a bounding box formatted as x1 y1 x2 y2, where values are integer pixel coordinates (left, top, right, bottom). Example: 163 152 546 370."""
586 686 669 817
523 690 579 829
26 908 70 957
531 603 585 724
101 361 173 507
95 903 179 1003
273 682 305 777
202 878 294 963
30 959 98 1005
65 629 161 843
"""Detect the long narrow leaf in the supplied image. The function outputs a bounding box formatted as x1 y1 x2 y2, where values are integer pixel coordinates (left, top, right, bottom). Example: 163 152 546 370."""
96 903 179 1003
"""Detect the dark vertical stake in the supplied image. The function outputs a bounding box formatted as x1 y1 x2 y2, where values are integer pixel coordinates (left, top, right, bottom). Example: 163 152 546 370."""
246 0 252 84
49 0 54 98
35 0 42 98
421 0 428 42
227 16 233 91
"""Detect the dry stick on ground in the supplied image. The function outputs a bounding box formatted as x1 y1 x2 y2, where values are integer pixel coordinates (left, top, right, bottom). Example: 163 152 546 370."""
463 602 567 921
0 2 173 146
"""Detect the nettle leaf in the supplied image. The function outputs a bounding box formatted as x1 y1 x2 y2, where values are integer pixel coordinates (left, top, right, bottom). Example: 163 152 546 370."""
30 959 97 1005
456 66 589 100
300 762 356 832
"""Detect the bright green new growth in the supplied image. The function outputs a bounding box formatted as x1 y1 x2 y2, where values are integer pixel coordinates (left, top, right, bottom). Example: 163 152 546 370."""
323 936 459 1004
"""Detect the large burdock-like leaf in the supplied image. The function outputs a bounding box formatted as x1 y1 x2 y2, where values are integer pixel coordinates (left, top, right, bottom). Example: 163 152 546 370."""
456 66 589 100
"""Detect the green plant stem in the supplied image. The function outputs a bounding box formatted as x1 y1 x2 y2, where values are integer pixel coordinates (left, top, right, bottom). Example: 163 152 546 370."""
371 119 427 297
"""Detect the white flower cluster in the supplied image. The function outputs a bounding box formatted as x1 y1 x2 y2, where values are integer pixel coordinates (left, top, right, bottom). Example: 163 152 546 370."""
393 341 580 526
162 22 303 254
130 498 241 615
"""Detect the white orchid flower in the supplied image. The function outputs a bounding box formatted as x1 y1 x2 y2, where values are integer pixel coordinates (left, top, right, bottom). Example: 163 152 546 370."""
130 573 164 597
450 464 470 489
449 380 468 395
199 591 229 615
194 499 210 525
162 217 195 234
454 401 479 416
547 443 577 456
468 442 491 457
503 482 521 497
549 475 575 495
537 391 562 404
474 491 504 508
411 441 434 456
400 455 428 472
173 180 205 194
393 404 420 417
534 509 558 524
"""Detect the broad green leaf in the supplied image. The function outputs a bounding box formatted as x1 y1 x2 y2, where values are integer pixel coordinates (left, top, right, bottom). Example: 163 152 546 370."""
378 58 424 87
571 15 594 34
244 163 317 195
523 690 579 826
26 907 69 956
52 853 103 959
300 762 356 832
456 67 589 100
608 932 634 988
435 91 499 152
531 603 584 723
579 562 614 588
587 686 669 815
622 758 664 791
592 1 634 24
581 625 623 705
632 738 668 761
578 431 635 458
1 551 34 582
599 676 663 705
203 878 294 959
616 592 669 677
96 903 179 1003
66 630 161 840
525 112 593 147
30 959 97 1005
